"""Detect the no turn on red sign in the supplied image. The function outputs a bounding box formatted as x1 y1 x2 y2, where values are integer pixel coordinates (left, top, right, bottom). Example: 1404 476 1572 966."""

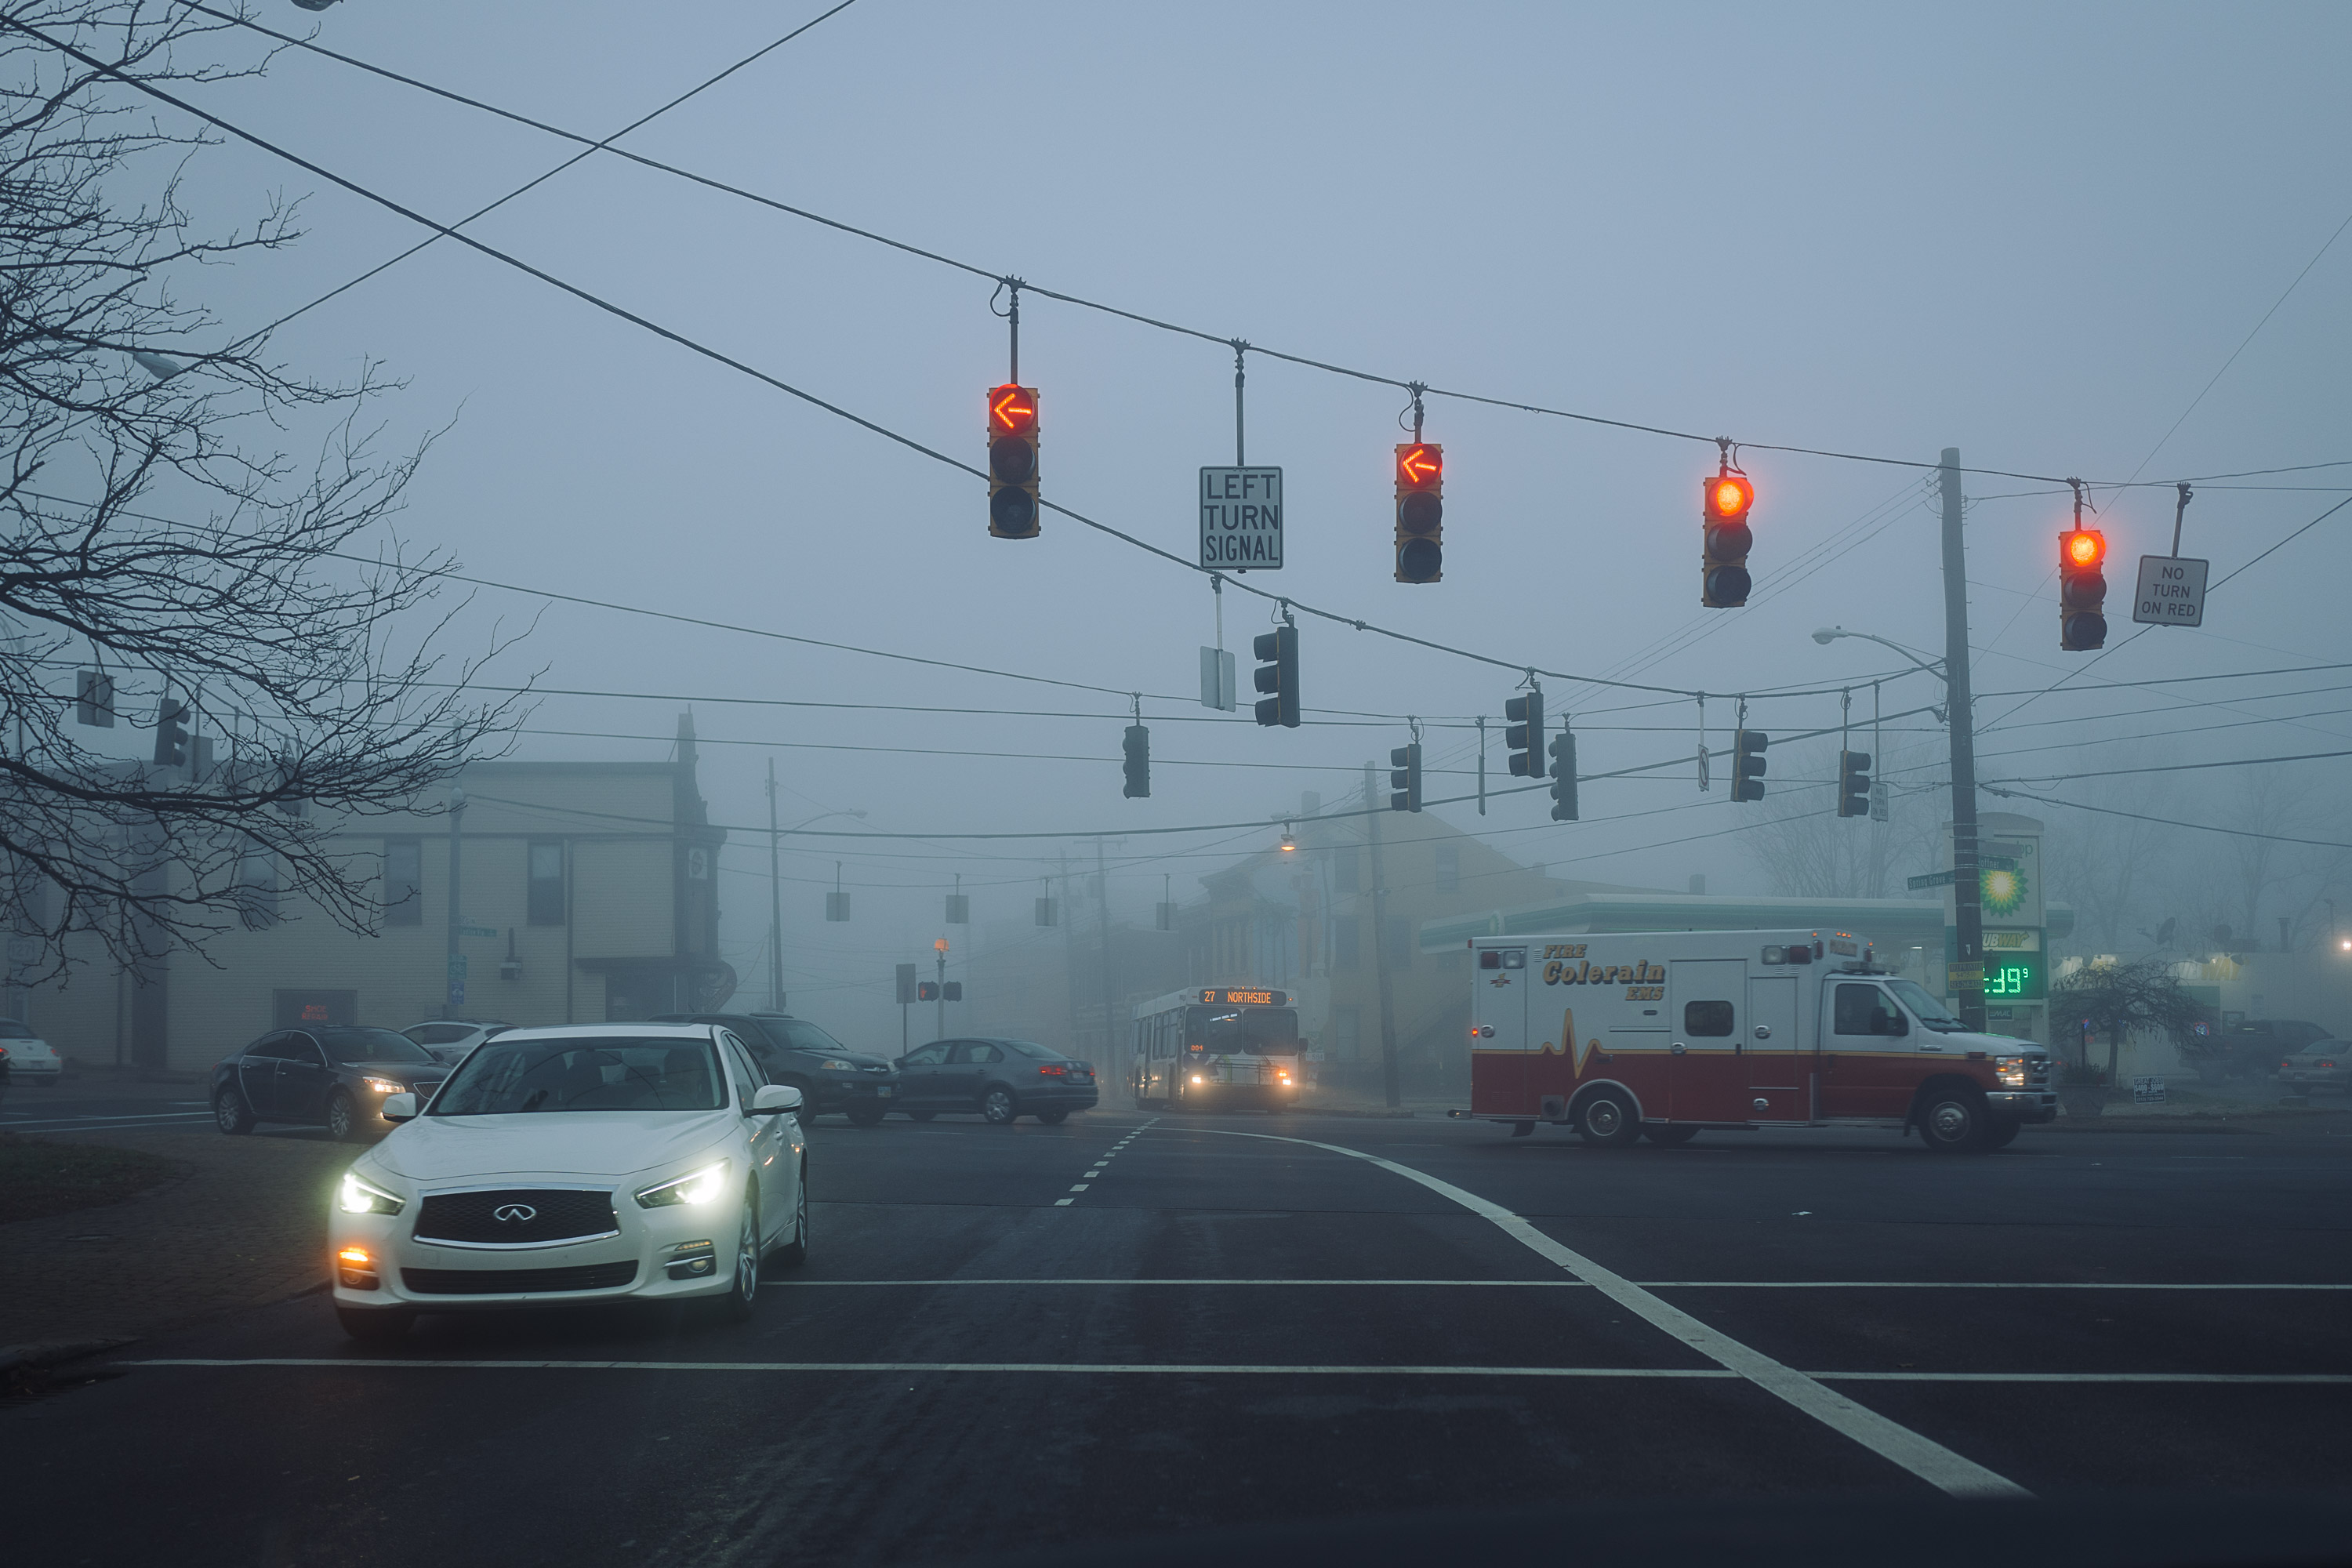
2132 554 2209 626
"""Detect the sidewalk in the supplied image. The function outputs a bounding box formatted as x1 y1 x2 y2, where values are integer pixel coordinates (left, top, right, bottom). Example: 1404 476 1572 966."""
0 1123 351 1349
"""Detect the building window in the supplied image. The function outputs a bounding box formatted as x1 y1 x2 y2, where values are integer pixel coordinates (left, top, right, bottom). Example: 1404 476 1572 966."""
1435 844 1459 894
382 837 422 927
528 840 566 926
1330 848 1359 895
234 841 279 928
1332 915 1359 973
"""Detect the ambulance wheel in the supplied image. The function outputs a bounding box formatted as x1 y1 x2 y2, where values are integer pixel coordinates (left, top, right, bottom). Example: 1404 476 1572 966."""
1918 1087 1992 1154
1642 1124 1698 1147
1572 1090 1640 1149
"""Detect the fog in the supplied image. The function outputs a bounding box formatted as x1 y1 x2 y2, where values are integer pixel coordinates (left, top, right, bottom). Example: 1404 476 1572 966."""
130 1 2352 1046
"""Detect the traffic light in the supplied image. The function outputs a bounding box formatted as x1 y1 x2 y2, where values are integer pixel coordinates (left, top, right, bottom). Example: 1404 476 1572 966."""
1388 743 1421 812
1730 728 1768 802
1123 724 1151 798
1504 691 1544 779
2059 527 2107 650
986 384 1040 539
917 981 939 1002
1837 749 1872 818
152 699 188 768
1252 625 1299 728
1394 442 1443 583
942 981 963 1002
1548 728 1578 821
1701 470 1754 608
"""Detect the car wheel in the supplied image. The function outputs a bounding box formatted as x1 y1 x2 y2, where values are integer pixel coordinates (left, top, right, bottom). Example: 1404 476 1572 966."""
335 1305 412 1345
1918 1088 1991 1154
1036 1109 1069 1125
717 1196 760 1321
981 1085 1018 1124
1572 1090 1640 1149
213 1087 256 1135
325 1090 360 1142
844 1102 886 1127
768 1163 810 1272
1642 1124 1699 1146
907 1109 937 1122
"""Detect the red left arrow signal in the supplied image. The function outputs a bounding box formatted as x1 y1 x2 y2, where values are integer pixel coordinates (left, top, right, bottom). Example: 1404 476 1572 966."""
989 385 1036 434
1397 444 1441 485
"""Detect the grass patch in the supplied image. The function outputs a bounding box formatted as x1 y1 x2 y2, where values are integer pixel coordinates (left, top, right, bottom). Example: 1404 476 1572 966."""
0 1133 186 1225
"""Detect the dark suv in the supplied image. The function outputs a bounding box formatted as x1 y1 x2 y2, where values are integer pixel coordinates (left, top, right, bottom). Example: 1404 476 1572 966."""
2194 1018 2332 1083
651 1011 898 1123
893 1037 1098 1124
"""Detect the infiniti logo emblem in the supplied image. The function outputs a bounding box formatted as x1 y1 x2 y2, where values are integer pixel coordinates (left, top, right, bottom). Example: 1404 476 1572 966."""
493 1203 539 1224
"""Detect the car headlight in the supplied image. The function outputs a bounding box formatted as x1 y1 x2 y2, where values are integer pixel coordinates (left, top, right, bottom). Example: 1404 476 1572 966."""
1993 1054 2027 1089
338 1171 405 1215
818 1058 858 1073
634 1160 733 1210
363 1077 405 1096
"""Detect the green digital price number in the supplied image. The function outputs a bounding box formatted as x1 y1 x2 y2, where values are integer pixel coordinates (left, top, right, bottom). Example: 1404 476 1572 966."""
1982 956 2044 1000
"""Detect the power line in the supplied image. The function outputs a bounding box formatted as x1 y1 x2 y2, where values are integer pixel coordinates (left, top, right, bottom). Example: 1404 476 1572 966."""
1984 786 2352 851
1987 746 2352 787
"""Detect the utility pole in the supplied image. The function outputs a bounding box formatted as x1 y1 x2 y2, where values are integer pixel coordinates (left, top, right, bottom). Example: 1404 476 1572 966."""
1939 448 1987 1033
765 759 784 1011
445 784 466 1015
1094 837 1122 1076
1362 764 1401 1108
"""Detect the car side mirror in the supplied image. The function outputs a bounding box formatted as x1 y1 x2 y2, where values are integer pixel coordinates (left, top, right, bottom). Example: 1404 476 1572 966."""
752 1084 804 1116
381 1093 418 1123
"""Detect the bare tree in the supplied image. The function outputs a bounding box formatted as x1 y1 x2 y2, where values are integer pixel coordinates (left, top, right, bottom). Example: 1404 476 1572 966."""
2051 955 2207 1080
1741 734 1940 899
1 2 516 982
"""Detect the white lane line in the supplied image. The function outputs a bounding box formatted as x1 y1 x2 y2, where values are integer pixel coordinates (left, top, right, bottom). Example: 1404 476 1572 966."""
1171 1125 2031 1501
761 1278 2352 1290
1650 1281 2352 1291
1053 1199 1073 1207
1068 1184 1090 1192
117 1360 2352 1386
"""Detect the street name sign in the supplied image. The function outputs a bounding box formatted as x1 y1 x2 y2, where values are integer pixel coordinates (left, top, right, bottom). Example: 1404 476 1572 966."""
2132 555 2209 626
1906 855 2020 891
458 924 499 938
1199 467 1283 569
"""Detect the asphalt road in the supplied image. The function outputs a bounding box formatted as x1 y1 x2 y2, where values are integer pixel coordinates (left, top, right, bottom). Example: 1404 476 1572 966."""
5 1108 2350 1566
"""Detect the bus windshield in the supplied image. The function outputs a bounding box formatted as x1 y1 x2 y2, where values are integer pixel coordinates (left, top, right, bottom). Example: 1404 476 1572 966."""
1187 1005 1301 1056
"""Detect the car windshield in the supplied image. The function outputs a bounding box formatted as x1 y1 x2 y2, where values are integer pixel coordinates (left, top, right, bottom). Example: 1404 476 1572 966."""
2297 1042 2342 1055
764 1018 851 1055
318 1026 435 1063
1881 980 1966 1033
1187 1006 1301 1056
430 1038 724 1114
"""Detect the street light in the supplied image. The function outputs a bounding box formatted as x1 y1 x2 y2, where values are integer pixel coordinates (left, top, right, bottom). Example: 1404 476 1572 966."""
1812 626 1945 680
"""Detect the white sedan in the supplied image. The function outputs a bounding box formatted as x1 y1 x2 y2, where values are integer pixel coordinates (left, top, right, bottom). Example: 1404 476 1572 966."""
328 1024 808 1343
0 1018 61 1083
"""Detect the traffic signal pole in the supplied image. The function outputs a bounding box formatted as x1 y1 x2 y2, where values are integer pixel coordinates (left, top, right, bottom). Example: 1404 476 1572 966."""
1938 448 1987 1034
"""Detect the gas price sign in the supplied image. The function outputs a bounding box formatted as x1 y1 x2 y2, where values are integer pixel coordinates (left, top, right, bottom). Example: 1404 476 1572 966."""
1982 954 2045 1000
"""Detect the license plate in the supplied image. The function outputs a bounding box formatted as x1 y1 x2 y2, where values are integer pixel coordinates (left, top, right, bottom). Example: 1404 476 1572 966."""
876 1086 892 1097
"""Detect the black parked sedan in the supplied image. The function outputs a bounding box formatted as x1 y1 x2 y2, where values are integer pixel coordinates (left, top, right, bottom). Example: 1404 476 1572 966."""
212 1026 448 1140
893 1038 1097 1124
651 1011 898 1123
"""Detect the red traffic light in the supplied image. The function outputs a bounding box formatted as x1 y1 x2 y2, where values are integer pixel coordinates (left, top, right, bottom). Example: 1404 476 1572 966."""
1707 474 1754 520
989 384 1036 436
1397 443 1442 487
2063 528 2106 568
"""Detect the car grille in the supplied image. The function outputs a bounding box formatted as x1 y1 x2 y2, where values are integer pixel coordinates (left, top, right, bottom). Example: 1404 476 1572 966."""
858 1064 891 1076
413 1189 617 1245
400 1261 638 1296
2028 1057 2050 1086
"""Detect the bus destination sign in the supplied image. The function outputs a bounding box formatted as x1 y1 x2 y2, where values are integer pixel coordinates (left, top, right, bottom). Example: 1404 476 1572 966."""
1200 988 1287 1007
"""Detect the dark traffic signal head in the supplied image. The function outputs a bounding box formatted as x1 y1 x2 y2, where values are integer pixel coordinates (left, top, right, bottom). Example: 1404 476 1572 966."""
1122 724 1151 799
1548 729 1578 821
1388 742 1422 813
1503 691 1544 779
1730 728 1768 802
2059 528 2107 650
1252 625 1301 728
1837 749 1873 818
1394 442 1443 583
151 698 188 768
986 384 1040 539
1701 470 1754 608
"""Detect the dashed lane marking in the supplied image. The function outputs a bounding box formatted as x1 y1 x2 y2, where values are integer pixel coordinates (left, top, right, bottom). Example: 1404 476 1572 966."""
116 1360 2352 1385
1169 1124 2034 1501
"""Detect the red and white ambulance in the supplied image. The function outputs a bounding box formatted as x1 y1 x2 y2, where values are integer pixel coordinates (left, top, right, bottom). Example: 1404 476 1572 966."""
1454 928 2056 1152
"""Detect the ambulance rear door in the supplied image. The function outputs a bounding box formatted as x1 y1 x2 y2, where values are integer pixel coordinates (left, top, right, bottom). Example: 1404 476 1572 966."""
1470 944 1532 1116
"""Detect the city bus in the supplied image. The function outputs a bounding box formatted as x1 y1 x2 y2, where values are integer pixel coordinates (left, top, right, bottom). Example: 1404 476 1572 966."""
1129 987 1305 1112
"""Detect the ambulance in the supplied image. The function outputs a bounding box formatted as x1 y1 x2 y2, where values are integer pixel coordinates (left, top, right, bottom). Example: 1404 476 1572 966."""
1454 929 2056 1152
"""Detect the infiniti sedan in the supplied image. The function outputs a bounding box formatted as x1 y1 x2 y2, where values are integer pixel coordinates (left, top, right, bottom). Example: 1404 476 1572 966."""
328 1024 808 1343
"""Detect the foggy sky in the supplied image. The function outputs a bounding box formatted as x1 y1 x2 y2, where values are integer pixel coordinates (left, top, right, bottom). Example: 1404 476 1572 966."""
114 1 2352 1040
